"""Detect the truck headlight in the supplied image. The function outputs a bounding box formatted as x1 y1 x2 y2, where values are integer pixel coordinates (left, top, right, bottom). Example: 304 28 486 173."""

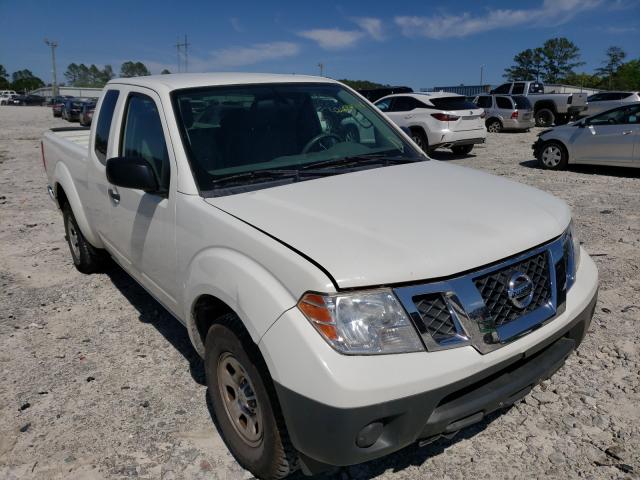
298 290 424 355
566 220 581 288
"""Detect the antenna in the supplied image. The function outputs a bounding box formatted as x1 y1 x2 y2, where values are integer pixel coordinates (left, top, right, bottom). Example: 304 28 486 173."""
175 35 191 72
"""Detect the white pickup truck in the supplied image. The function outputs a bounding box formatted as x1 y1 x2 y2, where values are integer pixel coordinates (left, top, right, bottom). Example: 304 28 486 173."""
490 81 588 127
42 73 598 479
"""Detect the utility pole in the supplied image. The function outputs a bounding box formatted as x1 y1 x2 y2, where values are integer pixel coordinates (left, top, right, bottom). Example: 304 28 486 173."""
175 35 190 72
480 64 484 86
44 39 59 98
317 62 324 77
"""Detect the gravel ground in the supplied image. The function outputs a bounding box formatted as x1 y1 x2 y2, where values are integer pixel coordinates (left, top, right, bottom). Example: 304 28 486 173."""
0 106 639 480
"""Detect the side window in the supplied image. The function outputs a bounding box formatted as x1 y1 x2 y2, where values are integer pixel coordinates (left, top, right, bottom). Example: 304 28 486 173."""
477 96 492 108
588 105 638 126
496 97 513 109
511 83 525 94
492 83 511 94
120 94 170 191
94 89 119 163
390 97 416 112
375 98 391 112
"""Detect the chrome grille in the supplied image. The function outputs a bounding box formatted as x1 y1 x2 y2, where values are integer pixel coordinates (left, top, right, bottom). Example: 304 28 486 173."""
413 294 458 343
473 251 551 326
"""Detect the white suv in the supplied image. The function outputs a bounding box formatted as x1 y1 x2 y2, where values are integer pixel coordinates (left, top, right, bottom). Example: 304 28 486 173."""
375 92 486 154
0 90 18 105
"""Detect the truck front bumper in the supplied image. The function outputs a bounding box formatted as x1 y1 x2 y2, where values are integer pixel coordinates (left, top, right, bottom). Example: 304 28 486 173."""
260 253 598 474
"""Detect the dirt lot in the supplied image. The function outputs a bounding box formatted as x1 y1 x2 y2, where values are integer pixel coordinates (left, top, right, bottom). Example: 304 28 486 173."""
1 106 639 480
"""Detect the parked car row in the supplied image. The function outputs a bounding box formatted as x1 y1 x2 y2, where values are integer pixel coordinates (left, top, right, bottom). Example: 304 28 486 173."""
52 97 97 126
0 92 47 106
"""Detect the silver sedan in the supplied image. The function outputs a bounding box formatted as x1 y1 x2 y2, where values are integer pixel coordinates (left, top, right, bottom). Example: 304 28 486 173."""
533 102 640 170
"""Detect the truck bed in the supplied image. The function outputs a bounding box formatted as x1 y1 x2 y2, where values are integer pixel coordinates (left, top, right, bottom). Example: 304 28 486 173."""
49 127 91 148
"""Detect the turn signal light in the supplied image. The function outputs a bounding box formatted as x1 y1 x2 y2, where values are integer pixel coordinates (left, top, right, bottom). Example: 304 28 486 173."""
297 293 339 340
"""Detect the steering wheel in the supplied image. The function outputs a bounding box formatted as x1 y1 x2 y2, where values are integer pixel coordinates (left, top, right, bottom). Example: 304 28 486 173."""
302 133 342 153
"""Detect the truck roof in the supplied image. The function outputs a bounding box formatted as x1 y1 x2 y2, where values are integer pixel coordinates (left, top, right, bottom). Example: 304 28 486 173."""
106 73 338 92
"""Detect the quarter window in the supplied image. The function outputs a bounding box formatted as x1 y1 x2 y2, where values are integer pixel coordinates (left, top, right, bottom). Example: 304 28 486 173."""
496 97 513 109
94 90 119 163
120 94 170 191
375 98 391 112
476 96 492 108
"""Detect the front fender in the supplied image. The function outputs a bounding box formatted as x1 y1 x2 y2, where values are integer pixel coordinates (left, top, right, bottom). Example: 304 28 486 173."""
184 247 298 357
54 161 103 248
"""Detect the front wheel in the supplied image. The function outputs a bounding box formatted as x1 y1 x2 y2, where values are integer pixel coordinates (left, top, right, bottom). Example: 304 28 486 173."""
410 128 430 153
537 141 568 170
451 144 474 155
205 316 298 479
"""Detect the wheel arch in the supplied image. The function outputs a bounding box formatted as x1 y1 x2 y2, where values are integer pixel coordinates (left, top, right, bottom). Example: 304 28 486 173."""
485 117 502 127
184 247 298 358
533 100 557 114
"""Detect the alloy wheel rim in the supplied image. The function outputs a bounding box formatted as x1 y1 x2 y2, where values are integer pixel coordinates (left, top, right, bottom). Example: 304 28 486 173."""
217 352 263 447
66 217 81 259
488 122 500 133
542 145 561 167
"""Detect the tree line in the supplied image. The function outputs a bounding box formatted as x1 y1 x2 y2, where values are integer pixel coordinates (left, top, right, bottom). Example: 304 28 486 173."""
0 61 165 93
503 38 639 90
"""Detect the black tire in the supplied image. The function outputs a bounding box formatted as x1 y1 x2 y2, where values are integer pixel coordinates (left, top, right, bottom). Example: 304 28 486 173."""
205 315 298 480
535 108 555 127
537 141 568 170
410 128 430 153
486 119 502 133
62 204 105 273
451 144 474 155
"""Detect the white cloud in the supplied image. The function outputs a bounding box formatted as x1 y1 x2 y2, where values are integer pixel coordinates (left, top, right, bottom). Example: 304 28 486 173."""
208 41 300 68
297 28 364 49
352 17 385 40
395 0 603 39
141 42 300 73
229 17 244 33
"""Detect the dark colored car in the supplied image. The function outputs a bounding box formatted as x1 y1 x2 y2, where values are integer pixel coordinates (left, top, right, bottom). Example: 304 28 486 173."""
11 94 46 106
357 86 413 102
62 99 87 121
78 102 96 126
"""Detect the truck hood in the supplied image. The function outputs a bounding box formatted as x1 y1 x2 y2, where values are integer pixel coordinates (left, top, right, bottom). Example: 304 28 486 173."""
206 161 570 289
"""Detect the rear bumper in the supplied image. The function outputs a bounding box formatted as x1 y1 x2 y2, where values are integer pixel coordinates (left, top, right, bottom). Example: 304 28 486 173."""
503 118 535 130
434 137 486 149
276 290 597 474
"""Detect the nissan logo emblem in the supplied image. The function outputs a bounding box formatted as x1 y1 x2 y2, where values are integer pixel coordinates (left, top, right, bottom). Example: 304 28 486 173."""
507 271 534 309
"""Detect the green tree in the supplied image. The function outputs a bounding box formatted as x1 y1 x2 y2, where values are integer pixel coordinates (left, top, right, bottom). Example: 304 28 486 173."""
161 69 171 74
11 69 45 92
338 79 389 89
503 48 543 81
65 63 114 87
120 61 151 78
0 64 9 89
563 72 602 89
596 46 627 88
539 37 584 83
612 59 640 90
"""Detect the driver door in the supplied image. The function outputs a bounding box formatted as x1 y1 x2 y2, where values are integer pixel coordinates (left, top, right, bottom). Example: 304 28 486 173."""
572 105 639 165
106 88 179 312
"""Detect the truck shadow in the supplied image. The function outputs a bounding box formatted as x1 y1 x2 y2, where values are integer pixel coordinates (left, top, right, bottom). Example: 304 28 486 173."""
104 263 206 386
104 262 506 479
520 159 640 178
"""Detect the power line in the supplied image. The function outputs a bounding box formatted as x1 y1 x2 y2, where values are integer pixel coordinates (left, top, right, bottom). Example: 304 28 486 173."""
175 35 190 73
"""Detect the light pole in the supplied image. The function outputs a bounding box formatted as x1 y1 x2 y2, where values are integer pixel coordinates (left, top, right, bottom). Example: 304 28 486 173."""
44 39 59 98
317 62 324 77
480 65 484 86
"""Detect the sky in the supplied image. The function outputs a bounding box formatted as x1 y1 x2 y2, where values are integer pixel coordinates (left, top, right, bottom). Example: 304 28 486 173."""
1 0 639 90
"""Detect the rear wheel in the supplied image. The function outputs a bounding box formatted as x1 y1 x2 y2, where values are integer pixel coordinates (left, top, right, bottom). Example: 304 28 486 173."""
451 144 474 155
62 204 105 273
410 128 430 153
535 108 555 127
205 315 298 479
538 141 568 170
486 119 502 133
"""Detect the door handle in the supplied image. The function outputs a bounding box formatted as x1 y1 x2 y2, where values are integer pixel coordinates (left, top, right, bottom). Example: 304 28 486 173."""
108 188 120 203
622 130 633 135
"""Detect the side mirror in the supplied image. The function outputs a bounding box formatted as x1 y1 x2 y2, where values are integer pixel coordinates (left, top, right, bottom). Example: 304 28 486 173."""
106 157 159 193
578 119 589 128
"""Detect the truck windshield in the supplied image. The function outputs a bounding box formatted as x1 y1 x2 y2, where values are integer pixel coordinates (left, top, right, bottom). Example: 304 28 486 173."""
172 82 423 193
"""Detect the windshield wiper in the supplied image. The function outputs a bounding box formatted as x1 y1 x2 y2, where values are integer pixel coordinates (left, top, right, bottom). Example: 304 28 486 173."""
300 154 420 170
211 168 330 187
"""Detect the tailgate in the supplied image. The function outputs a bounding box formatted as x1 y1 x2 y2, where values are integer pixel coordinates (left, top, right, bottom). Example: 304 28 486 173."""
570 93 588 108
448 108 485 132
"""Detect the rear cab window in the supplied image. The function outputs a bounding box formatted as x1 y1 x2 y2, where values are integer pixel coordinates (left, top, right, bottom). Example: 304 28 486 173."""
94 90 120 163
511 83 525 95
